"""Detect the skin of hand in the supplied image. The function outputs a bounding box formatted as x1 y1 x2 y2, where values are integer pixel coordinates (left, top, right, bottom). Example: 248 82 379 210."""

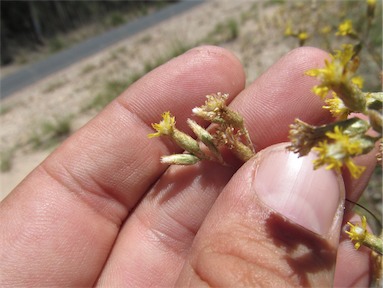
0 46 376 287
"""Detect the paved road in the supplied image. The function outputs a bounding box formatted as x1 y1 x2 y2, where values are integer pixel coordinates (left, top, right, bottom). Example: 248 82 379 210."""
0 0 204 99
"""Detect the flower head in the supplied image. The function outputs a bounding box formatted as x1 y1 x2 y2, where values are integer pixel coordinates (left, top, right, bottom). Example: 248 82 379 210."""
367 0 377 6
306 44 366 112
311 85 330 99
306 45 354 91
148 111 176 138
323 93 350 120
306 59 340 99
193 92 245 129
288 119 320 156
336 19 357 36
346 215 383 254
192 93 228 123
333 44 356 67
298 32 309 41
284 22 293 36
346 216 368 250
367 0 376 18
312 126 366 178
320 25 332 34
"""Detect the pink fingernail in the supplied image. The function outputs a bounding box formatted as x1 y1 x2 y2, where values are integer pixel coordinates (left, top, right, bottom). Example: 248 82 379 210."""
254 144 343 235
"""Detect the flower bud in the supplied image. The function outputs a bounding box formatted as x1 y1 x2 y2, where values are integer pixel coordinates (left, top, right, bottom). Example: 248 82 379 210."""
367 109 383 133
367 0 376 18
172 129 206 160
187 119 224 164
346 216 383 254
160 154 200 165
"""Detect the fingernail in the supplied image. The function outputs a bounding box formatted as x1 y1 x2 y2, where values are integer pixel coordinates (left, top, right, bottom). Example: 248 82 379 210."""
254 143 344 235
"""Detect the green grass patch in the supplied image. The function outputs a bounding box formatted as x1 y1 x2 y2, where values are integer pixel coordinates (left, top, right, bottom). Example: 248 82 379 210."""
86 41 193 111
139 34 153 44
204 18 239 45
0 149 14 172
143 41 192 74
107 46 128 62
265 0 285 7
29 117 72 150
80 63 97 75
85 17 244 113
0 104 12 116
104 12 126 28
87 79 130 110
48 36 68 53
42 79 67 93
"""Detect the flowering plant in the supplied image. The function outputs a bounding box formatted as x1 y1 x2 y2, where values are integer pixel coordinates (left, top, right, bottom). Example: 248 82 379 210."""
149 0 382 284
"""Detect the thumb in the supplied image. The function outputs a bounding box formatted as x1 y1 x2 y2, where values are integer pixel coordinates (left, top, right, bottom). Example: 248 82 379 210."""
176 143 345 287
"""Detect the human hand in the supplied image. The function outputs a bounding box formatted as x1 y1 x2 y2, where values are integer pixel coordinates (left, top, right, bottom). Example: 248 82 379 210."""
0 46 376 287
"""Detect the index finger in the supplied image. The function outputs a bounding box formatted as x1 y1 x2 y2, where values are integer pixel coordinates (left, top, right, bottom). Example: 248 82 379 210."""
0 46 245 287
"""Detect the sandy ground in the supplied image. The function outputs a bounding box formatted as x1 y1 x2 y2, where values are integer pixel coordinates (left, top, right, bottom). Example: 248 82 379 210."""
1 1 295 200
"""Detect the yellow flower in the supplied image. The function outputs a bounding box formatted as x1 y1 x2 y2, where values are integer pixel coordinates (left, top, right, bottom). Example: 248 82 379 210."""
333 44 355 67
323 93 350 119
312 85 330 99
306 44 366 112
367 0 376 18
148 111 176 138
336 19 356 36
320 25 332 34
346 215 383 254
298 32 309 41
344 158 366 179
312 126 366 178
306 58 339 99
346 216 368 250
284 21 293 36
326 126 363 154
306 59 337 84
313 140 342 171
